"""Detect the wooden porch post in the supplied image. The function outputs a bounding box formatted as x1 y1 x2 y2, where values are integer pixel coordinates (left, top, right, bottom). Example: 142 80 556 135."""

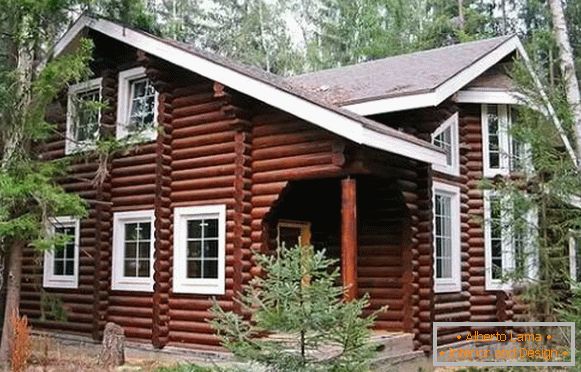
341 177 358 301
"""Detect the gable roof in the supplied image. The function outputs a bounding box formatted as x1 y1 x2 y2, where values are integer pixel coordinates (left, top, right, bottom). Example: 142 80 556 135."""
290 36 523 115
53 15 446 166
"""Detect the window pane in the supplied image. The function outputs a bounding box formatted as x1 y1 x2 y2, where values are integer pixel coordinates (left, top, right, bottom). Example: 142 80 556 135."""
433 127 452 166
125 242 137 258
123 220 151 278
435 193 452 279
54 260 64 276
65 260 74 276
138 260 150 277
205 219 219 238
138 222 151 240
127 78 156 133
490 196 503 280
187 260 202 278
53 225 76 276
125 223 138 241
187 220 202 239
204 260 218 279
187 241 202 258
487 105 500 168
138 241 150 258
575 238 581 282
74 89 100 143
124 260 137 277
204 240 218 258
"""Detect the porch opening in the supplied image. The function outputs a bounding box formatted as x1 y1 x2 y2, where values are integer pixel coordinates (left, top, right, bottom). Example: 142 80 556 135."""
264 176 411 332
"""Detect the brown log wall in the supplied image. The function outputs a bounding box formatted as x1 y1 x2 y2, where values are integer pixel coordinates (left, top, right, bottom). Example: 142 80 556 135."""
357 179 406 331
26 38 458 353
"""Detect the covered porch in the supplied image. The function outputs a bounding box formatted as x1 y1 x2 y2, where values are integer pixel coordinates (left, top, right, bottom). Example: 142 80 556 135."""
262 170 434 349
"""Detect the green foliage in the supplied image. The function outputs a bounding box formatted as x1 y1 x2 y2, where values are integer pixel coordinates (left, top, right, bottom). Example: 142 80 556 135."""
210 245 379 372
39 291 67 322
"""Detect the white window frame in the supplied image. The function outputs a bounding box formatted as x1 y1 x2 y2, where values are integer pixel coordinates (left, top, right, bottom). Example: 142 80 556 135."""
116 67 158 141
483 190 538 290
173 205 226 295
65 78 103 155
569 231 580 283
431 113 460 176
112 209 155 292
482 104 532 177
43 216 80 289
432 182 462 293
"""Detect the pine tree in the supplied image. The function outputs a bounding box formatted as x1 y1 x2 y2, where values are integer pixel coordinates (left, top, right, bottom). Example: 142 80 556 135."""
0 0 94 364
210 245 380 371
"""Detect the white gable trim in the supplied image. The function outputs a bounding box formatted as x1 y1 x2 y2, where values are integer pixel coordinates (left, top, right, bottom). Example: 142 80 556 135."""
343 37 522 115
53 16 446 166
453 90 524 105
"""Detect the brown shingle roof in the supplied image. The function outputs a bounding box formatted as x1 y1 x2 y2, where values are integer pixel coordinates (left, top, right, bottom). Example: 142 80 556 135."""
288 36 514 105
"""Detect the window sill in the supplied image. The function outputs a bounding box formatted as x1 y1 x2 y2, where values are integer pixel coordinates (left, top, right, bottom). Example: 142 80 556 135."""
434 281 461 293
173 281 225 295
43 277 78 289
112 279 154 292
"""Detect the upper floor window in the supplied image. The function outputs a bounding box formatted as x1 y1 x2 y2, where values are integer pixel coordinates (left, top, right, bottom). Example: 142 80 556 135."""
112 210 155 292
431 113 460 176
484 190 537 290
43 217 80 288
482 104 529 177
433 182 461 293
117 67 158 140
173 205 226 295
65 78 102 154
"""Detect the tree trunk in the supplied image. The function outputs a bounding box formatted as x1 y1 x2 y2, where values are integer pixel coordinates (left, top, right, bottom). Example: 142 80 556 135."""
549 0 581 167
98 323 125 368
0 241 24 365
457 0 464 31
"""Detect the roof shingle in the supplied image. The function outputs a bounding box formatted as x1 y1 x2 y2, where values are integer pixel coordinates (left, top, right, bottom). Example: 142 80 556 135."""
288 36 514 105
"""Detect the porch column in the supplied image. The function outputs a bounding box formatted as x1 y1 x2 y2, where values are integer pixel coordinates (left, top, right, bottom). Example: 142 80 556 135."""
341 177 358 301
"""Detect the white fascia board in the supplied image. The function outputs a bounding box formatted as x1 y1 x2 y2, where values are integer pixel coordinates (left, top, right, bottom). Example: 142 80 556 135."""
453 90 525 104
344 91 438 116
53 17 90 57
344 37 521 115
54 17 446 166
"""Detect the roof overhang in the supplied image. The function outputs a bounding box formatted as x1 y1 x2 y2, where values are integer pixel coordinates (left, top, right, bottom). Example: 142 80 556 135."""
53 16 447 166
342 36 523 115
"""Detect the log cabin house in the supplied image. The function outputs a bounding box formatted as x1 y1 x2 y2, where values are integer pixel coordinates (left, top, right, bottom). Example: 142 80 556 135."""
26 15 574 354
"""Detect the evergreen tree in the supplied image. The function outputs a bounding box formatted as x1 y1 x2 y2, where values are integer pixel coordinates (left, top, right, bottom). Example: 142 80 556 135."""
210 245 380 371
0 0 93 364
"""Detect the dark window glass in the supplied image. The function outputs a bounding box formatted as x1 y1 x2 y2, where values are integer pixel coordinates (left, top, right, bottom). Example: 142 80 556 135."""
123 221 151 278
186 218 219 279
52 225 76 276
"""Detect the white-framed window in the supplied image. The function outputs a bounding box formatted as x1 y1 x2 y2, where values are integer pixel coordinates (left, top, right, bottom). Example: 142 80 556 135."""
65 78 102 154
43 216 80 289
433 182 462 293
116 67 158 141
173 205 226 295
569 232 581 283
431 113 460 176
482 104 529 177
112 210 155 292
483 190 538 290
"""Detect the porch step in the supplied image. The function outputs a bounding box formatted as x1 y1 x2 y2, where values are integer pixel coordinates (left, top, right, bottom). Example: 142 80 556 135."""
370 332 415 359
